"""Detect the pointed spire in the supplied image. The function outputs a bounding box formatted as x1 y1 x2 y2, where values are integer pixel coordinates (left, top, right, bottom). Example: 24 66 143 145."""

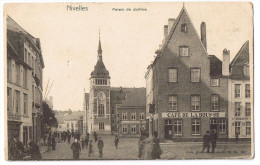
97 29 102 60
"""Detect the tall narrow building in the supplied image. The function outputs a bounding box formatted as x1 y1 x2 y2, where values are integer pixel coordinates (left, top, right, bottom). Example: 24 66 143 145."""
88 35 111 134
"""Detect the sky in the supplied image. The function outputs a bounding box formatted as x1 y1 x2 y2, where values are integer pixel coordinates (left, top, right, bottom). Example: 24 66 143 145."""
4 2 253 111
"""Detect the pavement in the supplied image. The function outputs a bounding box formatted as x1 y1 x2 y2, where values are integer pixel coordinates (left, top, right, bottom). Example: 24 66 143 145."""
41 135 253 160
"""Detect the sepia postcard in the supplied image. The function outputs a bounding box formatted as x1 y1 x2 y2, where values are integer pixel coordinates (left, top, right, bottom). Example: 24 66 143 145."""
3 2 254 160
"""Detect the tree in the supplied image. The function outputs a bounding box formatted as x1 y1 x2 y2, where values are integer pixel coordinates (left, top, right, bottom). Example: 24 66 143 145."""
41 101 58 134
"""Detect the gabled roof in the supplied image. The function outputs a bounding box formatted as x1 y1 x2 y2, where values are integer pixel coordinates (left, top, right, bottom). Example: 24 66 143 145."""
229 41 249 79
7 15 45 68
158 6 207 59
230 41 249 67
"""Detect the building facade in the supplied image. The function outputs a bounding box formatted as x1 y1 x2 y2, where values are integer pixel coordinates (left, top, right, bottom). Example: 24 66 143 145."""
228 41 252 139
145 6 229 141
7 16 44 145
85 36 146 135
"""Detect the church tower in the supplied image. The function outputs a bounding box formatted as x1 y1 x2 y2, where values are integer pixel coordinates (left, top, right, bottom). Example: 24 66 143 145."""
88 32 111 134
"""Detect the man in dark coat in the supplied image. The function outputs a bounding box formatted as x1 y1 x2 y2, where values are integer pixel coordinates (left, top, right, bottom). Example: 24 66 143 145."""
97 137 104 158
68 133 71 143
202 131 211 153
27 141 42 160
151 131 162 159
9 136 24 160
115 135 119 149
52 135 56 150
94 131 98 142
210 130 217 153
71 138 81 160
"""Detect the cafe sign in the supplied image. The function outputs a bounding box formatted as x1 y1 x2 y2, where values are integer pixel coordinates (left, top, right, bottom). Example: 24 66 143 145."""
162 112 226 118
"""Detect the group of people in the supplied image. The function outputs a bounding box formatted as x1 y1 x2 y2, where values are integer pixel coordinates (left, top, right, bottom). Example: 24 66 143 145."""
202 130 218 153
8 136 42 160
70 131 106 159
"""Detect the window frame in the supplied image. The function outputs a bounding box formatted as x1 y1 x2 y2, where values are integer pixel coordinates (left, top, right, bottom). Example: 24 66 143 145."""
181 24 187 32
122 124 128 134
179 46 189 57
246 122 251 135
245 84 250 98
218 119 226 134
211 94 219 111
23 93 28 115
98 104 105 115
190 68 201 83
173 119 182 135
169 95 178 111
191 95 201 111
210 78 220 87
168 68 178 83
191 119 201 135
235 84 241 98
122 112 127 120
99 122 104 130
131 112 136 120
131 125 136 134
245 102 251 117
235 102 241 117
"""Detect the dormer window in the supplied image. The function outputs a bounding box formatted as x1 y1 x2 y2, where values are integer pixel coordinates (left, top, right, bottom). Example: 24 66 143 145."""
181 24 187 32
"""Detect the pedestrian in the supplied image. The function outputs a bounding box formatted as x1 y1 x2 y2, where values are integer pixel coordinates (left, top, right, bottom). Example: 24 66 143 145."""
88 140 93 157
68 132 71 143
210 129 217 153
97 137 104 158
235 129 239 143
8 136 24 160
94 131 98 142
85 134 89 149
202 130 211 153
27 141 42 160
71 138 81 160
81 138 85 149
138 135 146 158
151 131 162 159
115 135 119 149
52 135 56 150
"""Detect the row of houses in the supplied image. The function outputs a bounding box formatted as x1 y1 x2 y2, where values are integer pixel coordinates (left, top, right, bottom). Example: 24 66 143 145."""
83 6 252 140
7 16 45 145
145 6 252 140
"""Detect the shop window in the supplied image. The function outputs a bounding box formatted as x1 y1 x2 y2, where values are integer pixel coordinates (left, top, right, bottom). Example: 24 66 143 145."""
192 119 200 135
131 125 136 133
122 125 128 134
235 122 241 135
173 120 182 135
99 122 104 130
246 122 251 135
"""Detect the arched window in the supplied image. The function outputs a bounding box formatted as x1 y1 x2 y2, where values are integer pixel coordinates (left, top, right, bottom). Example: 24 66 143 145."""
98 104 105 115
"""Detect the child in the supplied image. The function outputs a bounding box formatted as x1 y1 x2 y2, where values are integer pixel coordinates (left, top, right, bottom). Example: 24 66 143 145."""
81 138 85 150
88 140 93 157
115 135 119 149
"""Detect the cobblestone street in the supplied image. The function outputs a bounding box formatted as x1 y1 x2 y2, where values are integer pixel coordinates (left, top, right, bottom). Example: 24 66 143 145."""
41 135 252 160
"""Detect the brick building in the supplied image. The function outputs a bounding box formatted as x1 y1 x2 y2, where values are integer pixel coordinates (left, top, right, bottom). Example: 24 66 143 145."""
145 6 229 141
85 35 146 135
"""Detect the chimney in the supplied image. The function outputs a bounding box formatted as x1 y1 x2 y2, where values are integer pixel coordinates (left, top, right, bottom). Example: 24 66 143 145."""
222 49 230 76
164 25 168 39
168 18 175 34
200 22 207 51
